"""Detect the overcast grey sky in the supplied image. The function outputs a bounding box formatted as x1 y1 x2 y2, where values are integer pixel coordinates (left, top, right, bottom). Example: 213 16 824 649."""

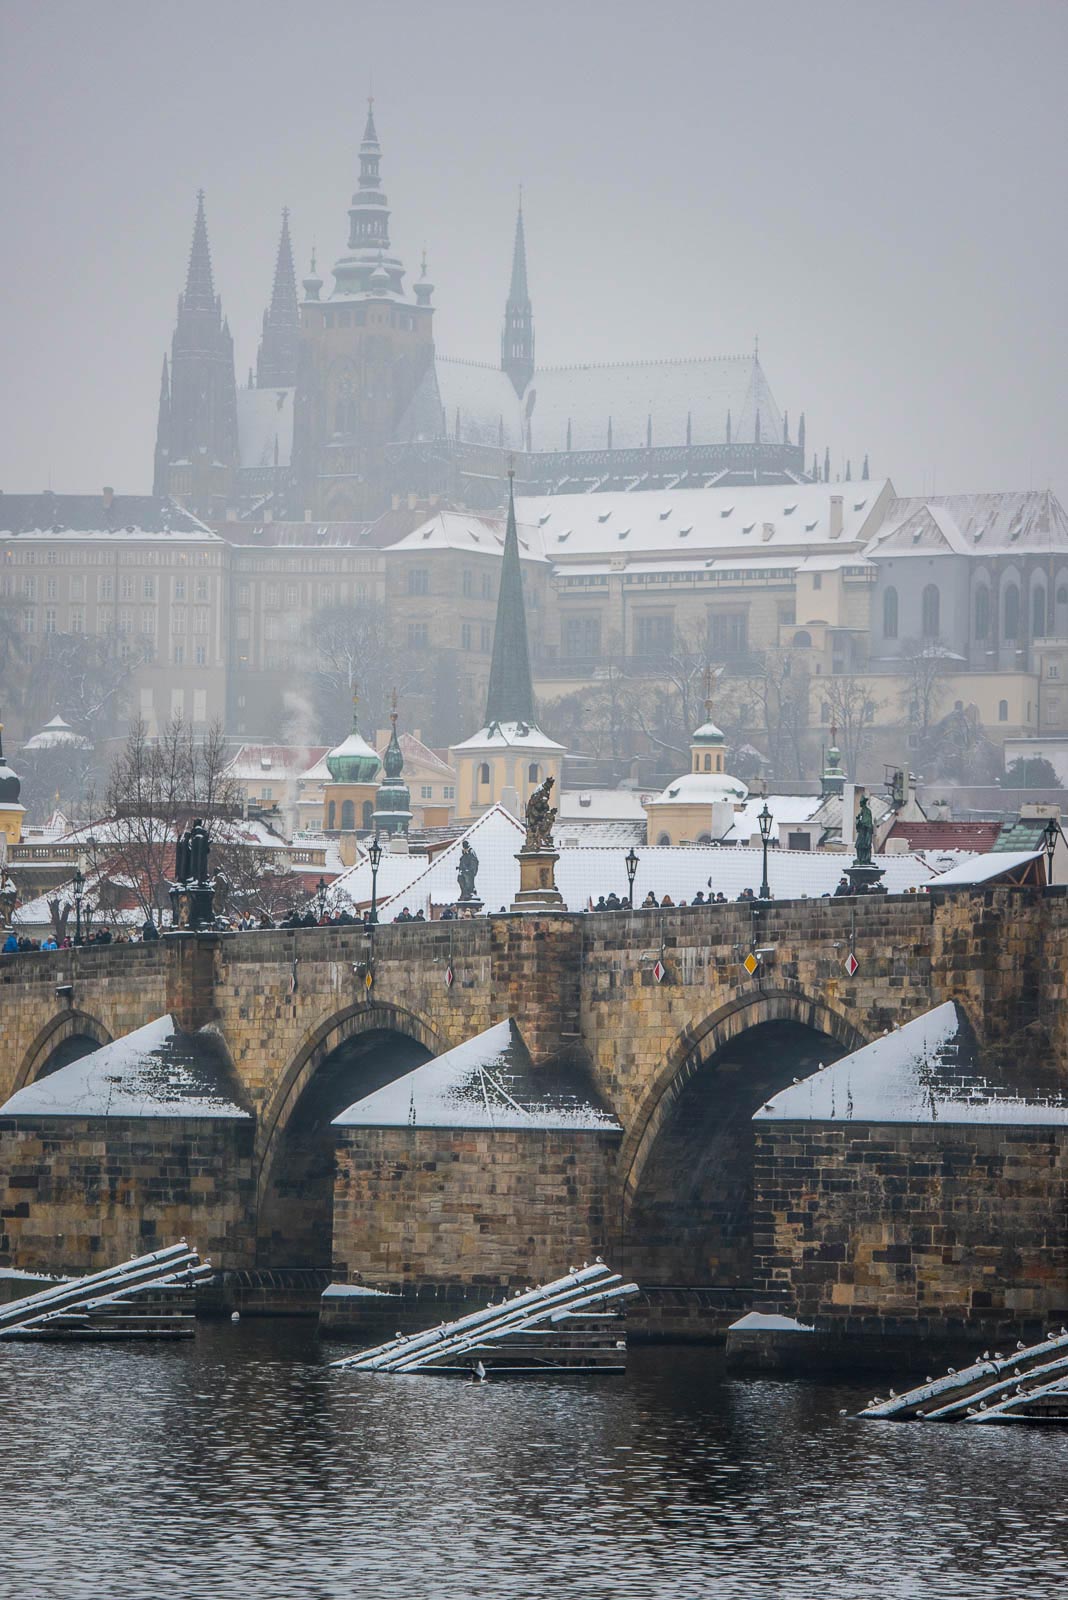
1 0 1065 501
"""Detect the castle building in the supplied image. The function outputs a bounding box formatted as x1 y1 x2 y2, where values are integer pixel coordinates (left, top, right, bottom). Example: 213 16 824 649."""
154 103 821 525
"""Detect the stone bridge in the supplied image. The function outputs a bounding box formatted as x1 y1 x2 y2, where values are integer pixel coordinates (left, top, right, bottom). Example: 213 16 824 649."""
1 886 1062 1302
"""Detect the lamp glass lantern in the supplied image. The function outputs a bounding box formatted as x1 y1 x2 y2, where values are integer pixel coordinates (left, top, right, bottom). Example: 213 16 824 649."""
367 834 383 924
624 846 639 905
758 802 773 902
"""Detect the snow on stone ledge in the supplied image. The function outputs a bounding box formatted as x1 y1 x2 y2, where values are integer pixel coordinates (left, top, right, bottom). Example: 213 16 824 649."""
729 1311 814 1333
754 1001 1068 1126
0 1015 252 1120
333 1018 622 1133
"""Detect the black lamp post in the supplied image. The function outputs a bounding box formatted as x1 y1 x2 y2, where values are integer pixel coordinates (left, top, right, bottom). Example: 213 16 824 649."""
1044 816 1059 886
315 875 328 922
72 861 85 947
758 802 773 903
368 834 383 925
625 845 639 906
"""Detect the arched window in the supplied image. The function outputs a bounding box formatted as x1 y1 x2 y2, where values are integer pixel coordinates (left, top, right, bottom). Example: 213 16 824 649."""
792 630 812 649
704 754 712 771
1004 583 1020 640
528 763 540 783
327 801 336 829
340 799 355 830
657 833 671 847
1058 587 1068 606
362 800 374 829
921 583 940 638
974 586 989 639
998 699 1009 722
1033 586 1047 637
883 587 898 639
478 762 490 785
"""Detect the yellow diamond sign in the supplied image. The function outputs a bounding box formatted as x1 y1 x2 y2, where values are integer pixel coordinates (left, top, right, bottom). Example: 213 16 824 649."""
742 951 760 977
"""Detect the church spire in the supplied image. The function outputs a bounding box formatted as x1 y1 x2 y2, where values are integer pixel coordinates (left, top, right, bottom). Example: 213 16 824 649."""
501 194 534 396
484 472 535 727
256 208 300 388
333 99 406 296
153 355 171 497
183 190 216 312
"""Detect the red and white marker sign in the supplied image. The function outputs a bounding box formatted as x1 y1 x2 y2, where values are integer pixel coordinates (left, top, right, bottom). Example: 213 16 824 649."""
843 951 859 977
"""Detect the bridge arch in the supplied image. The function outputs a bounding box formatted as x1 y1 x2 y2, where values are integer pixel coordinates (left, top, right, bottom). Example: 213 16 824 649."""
13 1010 113 1095
255 1000 446 1270
619 989 866 1289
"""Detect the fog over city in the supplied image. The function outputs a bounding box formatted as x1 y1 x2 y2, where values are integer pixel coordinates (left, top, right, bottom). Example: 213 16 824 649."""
1 0 1066 500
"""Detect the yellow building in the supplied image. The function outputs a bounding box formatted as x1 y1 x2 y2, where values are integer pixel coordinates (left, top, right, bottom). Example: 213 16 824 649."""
644 696 748 846
0 725 25 846
321 699 381 862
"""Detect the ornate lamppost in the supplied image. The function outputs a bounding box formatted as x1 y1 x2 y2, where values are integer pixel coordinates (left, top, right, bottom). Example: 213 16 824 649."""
367 834 383 925
625 845 639 907
315 875 329 922
72 856 86 946
758 803 773 903
1044 815 1060 886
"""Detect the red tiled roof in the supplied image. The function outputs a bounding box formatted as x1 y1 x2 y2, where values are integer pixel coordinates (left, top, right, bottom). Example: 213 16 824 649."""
886 820 1002 851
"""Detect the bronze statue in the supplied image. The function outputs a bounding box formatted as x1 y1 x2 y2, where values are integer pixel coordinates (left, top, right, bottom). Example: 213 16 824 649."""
854 794 874 865
457 839 479 901
189 818 211 884
524 776 557 851
175 827 192 884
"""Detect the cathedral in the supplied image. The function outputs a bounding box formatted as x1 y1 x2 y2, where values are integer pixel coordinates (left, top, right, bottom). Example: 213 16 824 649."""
153 104 819 523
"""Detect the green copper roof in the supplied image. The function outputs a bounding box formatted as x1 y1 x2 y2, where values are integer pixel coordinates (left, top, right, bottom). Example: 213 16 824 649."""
326 698 381 784
483 475 535 727
373 711 411 834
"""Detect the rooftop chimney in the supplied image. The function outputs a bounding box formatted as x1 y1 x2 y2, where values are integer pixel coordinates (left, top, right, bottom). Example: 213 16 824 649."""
829 495 843 539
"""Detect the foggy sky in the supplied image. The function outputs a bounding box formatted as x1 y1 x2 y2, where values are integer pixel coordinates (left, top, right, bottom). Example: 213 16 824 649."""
1 0 1065 502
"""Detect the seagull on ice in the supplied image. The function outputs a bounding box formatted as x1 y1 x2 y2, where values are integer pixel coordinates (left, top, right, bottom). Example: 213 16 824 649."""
473 1360 487 1383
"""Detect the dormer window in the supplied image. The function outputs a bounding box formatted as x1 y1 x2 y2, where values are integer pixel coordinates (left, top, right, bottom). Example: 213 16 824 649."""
784 503 797 515
721 506 734 518
538 513 551 526
598 510 612 523
659 508 672 521
742 523 755 534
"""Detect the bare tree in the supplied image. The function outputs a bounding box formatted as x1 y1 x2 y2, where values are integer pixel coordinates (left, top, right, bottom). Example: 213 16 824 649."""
821 676 883 777
752 650 811 781
304 601 422 741
900 641 948 753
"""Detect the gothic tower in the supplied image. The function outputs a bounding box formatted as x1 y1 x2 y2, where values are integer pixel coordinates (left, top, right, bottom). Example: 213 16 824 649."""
154 192 238 514
501 197 534 396
256 208 299 389
291 103 436 520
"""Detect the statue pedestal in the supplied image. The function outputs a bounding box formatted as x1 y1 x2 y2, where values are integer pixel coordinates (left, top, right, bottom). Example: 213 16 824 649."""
168 879 216 931
511 848 566 913
455 896 483 916
846 861 885 895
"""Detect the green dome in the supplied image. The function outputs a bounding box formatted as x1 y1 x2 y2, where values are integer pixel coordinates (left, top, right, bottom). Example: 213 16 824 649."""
691 718 726 746
326 702 381 784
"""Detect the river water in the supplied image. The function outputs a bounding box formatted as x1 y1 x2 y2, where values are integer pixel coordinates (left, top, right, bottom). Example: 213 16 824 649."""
3 1318 1067 1599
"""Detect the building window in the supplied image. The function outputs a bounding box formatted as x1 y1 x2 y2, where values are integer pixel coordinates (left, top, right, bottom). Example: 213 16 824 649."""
478 762 490 785
143 577 156 600
708 612 748 656
69 607 84 633
407 568 429 596
481 573 494 601
117 608 132 635
444 786 455 800
813 573 823 591
142 608 156 634
921 583 940 638
43 608 57 634
407 623 428 649
480 624 491 652
70 575 85 601
341 800 355 829
635 613 674 658
787 832 811 851
173 578 186 601
173 643 185 665
793 630 813 650
974 586 989 639
1049 665 1060 680
97 576 112 601
120 576 135 600
362 800 374 829
421 785 433 799
998 699 1009 722
327 801 336 829
562 617 601 659
1004 583 1020 640
1033 586 1047 638
196 578 210 602
461 623 472 650
46 577 58 601
528 764 540 783
195 644 207 666
883 586 898 639
462 569 473 598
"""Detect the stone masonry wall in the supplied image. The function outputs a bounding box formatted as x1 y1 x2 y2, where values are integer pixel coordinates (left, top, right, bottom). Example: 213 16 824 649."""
0 1116 257 1276
332 1125 620 1290
753 1120 1068 1340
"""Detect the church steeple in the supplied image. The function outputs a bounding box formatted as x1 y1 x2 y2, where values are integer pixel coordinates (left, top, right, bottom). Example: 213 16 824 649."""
155 191 238 513
484 472 535 726
153 355 171 497
501 196 534 396
372 692 413 837
256 208 299 388
332 99 407 297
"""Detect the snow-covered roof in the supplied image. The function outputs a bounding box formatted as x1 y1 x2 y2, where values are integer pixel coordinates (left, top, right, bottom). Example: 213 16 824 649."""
523 353 781 454
0 1016 252 1120
558 789 652 822
865 490 1068 561
236 385 294 470
333 1018 621 1132
725 793 826 843
395 732 455 778
384 509 547 563
930 850 1042 886
554 819 645 848
224 744 328 782
651 771 749 807
393 358 527 450
755 1001 1068 1126
451 719 565 755
21 716 91 752
522 481 890 561
298 755 333 784
329 844 433 908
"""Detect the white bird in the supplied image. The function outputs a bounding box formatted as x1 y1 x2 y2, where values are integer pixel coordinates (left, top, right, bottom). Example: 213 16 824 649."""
947 1366 956 1374
230 1311 240 1323
476 1360 486 1382
889 1388 896 1397
839 1408 848 1416
1017 1340 1026 1350
982 1350 990 1360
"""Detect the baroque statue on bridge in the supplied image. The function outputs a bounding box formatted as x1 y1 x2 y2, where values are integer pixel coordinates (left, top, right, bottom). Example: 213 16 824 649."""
523 775 557 852
854 795 874 866
456 839 480 901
